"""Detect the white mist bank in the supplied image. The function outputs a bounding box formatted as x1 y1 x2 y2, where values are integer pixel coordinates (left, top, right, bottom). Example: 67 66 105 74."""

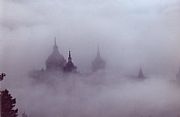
1 71 180 117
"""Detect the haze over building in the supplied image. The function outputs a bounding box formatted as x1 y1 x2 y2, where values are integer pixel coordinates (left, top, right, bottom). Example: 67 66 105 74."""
91 46 106 72
1 0 180 116
45 38 66 71
137 67 145 79
29 39 108 82
63 51 77 73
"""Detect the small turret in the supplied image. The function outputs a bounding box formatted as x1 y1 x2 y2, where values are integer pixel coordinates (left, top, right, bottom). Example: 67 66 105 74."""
63 51 77 73
91 45 106 72
137 67 145 79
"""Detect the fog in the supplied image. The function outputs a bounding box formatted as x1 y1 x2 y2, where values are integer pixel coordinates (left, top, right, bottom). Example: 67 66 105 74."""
1 0 180 117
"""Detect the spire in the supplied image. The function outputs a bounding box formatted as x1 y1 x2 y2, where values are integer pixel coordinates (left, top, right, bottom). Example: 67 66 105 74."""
138 67 145 79
68 50 72 61
63 51 77 73
97 44 100 57
53 37 58 50
91 44 106 72
54 37 57 45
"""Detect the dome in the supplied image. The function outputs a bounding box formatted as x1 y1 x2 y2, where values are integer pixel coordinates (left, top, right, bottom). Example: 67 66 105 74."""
45 39 66 71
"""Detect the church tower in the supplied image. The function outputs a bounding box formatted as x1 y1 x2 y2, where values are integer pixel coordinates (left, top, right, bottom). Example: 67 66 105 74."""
63 51 77 73
137 67 145 79
91 45 106 72
45 38 66 71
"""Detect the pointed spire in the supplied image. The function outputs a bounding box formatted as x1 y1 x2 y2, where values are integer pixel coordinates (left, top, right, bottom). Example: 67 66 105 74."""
53 37 58 49
63 50 77 73
54 37 57 46
68 50 72 61
97 44 100 57
92 44 106 72
138 67 145 79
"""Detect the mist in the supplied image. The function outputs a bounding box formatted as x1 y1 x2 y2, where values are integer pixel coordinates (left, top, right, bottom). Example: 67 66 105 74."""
1 0 180 117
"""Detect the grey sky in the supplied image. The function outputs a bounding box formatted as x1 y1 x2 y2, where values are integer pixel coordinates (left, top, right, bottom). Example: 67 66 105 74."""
0 0 180 75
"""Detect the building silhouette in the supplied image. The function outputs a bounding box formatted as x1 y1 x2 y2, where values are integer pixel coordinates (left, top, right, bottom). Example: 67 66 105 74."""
91 46 106 72
63 51 77 73
45 38 66 71
29 38 79 80
137 67 145 79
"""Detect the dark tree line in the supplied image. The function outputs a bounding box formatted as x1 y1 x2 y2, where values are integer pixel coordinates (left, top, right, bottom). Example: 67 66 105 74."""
1 89 18 117
0 73 18 117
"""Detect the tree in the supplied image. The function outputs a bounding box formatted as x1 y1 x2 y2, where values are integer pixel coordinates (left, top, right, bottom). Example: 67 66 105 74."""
0 73 6 81
1 89 18 117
